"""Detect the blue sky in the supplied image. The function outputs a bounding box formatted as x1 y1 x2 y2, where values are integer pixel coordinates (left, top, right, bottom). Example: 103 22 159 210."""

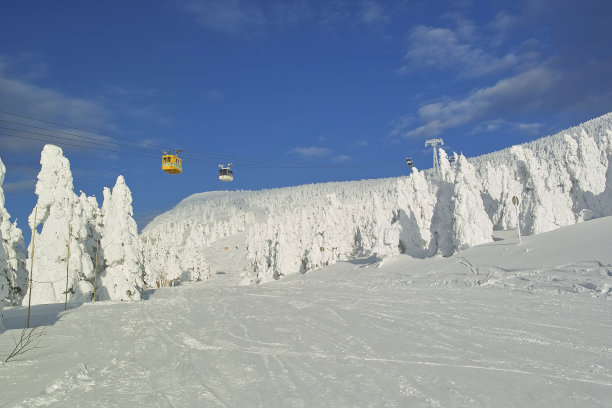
1 0 611 238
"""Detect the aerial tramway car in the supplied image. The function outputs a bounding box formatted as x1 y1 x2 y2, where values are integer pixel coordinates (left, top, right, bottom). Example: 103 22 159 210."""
162 149 182 174
218 163 234 182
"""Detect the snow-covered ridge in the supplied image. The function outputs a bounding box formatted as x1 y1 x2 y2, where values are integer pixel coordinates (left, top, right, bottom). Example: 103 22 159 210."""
141 113 612 284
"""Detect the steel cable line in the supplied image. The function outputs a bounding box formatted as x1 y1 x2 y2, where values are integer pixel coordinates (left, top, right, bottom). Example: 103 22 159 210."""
0 112 330 166
0 119 163 154
0 131 224 166
0 110 393 169
3 129 381 169
0 110 309 165
0 125 161 155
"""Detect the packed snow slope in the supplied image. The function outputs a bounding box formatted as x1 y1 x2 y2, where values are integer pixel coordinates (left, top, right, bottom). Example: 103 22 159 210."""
1 215 611 407
141 113 612 285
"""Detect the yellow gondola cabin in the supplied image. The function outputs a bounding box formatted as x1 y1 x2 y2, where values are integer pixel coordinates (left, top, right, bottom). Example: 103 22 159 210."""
162 149 182 174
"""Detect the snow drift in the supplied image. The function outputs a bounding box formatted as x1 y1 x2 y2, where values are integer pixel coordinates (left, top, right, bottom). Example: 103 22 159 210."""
141 113 612 284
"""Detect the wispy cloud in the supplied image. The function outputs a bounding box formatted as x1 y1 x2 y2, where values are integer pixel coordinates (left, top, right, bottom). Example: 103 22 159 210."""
0 55 174 153
2 178 36 193
359 1 389 26
203 89 225 101
177 0 312 35
289 146 331 158
395 66 561 139
398 25 529 78
471 119 542 136
331 154 351 163
351 138 368 147
178 0 265 34
488 11 519 37
393 0 612 141
0 71 114 152
0 72 112 133
178 0 395 35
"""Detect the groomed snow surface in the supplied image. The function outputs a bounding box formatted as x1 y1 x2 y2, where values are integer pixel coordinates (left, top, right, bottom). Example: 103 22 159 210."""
1 215 611 407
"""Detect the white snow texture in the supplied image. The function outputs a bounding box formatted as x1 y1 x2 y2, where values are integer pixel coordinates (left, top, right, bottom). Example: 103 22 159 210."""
19 146 143 305
99 175 145 301
0 156 28 327
142 113 612 284
2 113 612 309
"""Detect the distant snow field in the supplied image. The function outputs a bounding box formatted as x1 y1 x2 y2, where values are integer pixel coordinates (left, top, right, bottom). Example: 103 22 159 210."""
1 113 611 406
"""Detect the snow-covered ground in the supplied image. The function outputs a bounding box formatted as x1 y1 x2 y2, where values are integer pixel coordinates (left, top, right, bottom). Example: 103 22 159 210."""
1 215 610 407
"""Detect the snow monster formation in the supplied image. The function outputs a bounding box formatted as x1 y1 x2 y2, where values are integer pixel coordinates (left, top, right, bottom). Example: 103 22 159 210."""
98 175 144 301
22 145 96 305
141 112 612 284
0 157 28 329
0 157 28 306
21 145 145 305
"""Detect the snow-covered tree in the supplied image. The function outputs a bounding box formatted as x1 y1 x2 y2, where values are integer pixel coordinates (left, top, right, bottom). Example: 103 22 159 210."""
22 145 94 306
99 175 144 301
79 192 103 275
0 157 28 312
397 168 436 258
140 113 612 283
428 149 456 256
451 155 493 251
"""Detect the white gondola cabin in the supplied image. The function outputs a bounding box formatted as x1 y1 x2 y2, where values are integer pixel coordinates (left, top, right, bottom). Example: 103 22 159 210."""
218 163 233 182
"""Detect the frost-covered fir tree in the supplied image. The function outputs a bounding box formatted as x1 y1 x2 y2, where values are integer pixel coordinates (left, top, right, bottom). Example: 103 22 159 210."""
428 149 456 256
99 175 144 301
451 154 493 251
22 145 95 305
79 192 103 277
0 157 28 310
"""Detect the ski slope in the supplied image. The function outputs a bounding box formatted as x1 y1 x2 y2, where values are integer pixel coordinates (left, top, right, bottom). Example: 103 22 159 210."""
1 216 611 407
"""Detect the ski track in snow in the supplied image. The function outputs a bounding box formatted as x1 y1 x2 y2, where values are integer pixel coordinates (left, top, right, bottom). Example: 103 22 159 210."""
2 219 612 407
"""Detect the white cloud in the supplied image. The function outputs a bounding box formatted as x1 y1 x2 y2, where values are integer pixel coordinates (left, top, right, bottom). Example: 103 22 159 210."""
289 146 332 158
0 69 115 152
472 119 542 136
2 178 36 193
488 11 518 35
331 154 351 163
359 1 388 26
317 1 351 26
0 72 112 131
0 57 171 153
178 0 312 35
179 0 265 34
396 66 561 139
399 25 525 78
351 138 368 147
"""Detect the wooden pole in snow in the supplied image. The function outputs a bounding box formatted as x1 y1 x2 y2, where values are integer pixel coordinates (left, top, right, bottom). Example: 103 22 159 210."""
93 239 99 302
26 207 38 329
512 196 521 243
65 224 72 310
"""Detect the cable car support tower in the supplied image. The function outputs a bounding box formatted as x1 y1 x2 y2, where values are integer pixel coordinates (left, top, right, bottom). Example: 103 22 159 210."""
425 138 444 177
